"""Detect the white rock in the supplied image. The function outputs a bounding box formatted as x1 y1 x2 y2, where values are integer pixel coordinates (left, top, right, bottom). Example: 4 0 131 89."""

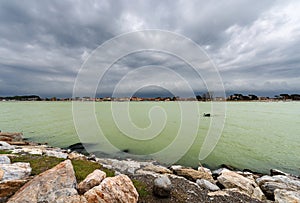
170 165 183 171
11 147 43 155
0 156 11 164
45 150 68 159
0 162 31 182
0 141 14 150
196 179 220 191
274 189 300 203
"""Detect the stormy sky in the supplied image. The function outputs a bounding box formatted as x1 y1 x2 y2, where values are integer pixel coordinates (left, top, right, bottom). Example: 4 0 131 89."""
0 0 299 98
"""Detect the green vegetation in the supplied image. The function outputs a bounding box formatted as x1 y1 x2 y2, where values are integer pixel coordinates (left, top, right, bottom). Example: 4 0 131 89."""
132 179 149 197
0 150 12 154
10 154 64 175
10 154 115 182
71 159 115 182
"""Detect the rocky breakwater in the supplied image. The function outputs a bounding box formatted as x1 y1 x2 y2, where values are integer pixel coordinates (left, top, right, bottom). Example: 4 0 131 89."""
1 132 300 202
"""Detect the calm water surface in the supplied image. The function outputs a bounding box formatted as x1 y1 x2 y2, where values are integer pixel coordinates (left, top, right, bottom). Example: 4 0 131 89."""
0 101 299 175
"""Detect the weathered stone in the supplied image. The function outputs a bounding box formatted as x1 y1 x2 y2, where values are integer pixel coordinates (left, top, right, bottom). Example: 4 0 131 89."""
56 194 88 203
0 179 28 203
217 170 265 200
174 168 214 182
253 186 266 201
274 189 300 203
37 188 78 203
261 181 291 200
7 160 77 203
45 150 68 159
68 152 87 160
153 175 172 198
257 175 300 189
0 141 14 150
196 179 220 191
198 166 212 175
84 174 138 203
0 162 31 182
142 165 172 174
208 190 229 197
256 175 300 199
0 156 10 164
77 169 106 194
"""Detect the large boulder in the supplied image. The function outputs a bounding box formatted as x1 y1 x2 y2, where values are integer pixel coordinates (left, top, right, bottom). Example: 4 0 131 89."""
7 160 77 203
274 189 300 203
84 174 138 203
173 168 214 182
77 169 106 194
153 175 172 198
0 163 31 182
217 170 265 201
256 175 300 200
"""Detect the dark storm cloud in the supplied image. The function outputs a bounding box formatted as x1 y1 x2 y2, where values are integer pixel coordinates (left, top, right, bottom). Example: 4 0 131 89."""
0 0 299 97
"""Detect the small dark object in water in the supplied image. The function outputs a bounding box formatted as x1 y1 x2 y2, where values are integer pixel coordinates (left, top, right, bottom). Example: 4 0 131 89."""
122 149 130 153
203 113 211 117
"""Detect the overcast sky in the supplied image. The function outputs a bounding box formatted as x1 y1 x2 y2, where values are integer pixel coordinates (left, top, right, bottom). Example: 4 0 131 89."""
0 0 299 97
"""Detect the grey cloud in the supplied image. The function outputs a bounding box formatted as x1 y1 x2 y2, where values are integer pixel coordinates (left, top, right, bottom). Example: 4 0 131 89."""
0 0 299 97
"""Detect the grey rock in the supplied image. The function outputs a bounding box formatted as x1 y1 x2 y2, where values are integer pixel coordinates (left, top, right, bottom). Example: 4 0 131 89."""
44 150 68 159
256 175 300 199
0 142 14 150
38 188 78 203
196 179 220 191
0 162 31 182
0 156 10 164
153 175 172 198
261 181 290 199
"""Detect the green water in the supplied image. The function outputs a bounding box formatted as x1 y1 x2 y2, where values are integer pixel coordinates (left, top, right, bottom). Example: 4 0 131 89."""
0 101 299 175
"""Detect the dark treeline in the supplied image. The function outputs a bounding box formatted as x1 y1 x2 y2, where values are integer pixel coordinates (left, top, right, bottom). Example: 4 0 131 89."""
0 95 41 101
